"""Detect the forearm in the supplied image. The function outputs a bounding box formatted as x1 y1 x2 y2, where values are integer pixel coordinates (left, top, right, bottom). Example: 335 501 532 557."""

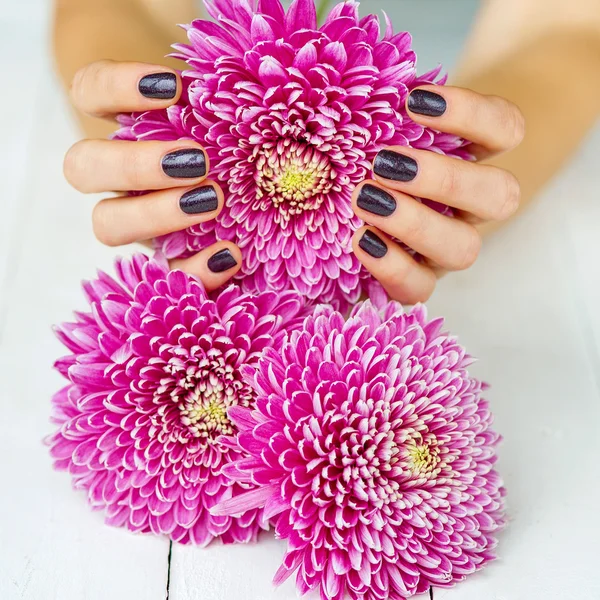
53 0 194 138
454 0 600 234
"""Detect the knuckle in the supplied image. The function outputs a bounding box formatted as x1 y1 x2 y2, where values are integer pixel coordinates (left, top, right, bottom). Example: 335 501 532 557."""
392 259 412 285
63 140 89 191
123 145 146 189
508 104 526 148
439 160 462 200
495 171 521 220
407 286 434 304
402 203 428 241
493 96 526 149
69 60 111 115
92 201 119 247
454 227 482 270
69 67 87 110
396 277 435 304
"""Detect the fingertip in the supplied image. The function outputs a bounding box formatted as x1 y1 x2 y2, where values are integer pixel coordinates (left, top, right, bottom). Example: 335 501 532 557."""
178 180 224 220
351 179 375 210
406 85 448 120
174 241 242 292
212 241 243 272
352 226 436 304
203 242 242 291
160 143 210 183
352 225 369 253
137 68 182 105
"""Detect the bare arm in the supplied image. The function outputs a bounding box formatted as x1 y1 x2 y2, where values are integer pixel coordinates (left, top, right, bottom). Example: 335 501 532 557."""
53 0 196 138
455 0 600 232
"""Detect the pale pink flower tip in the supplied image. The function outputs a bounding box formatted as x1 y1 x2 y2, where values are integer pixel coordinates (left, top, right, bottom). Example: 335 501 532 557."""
115 0 472 311
47 253 311 545
214 299 506 599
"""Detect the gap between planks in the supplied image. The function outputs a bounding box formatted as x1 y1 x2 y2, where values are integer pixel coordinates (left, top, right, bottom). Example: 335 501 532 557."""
166 541 173 599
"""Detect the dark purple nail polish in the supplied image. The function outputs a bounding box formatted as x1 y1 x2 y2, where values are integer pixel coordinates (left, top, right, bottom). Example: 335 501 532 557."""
374 150 418 182
359 230 388 258
207 249 237 273
138 73 177 99
357 184 397 217
162 149 207 179
408 89 447 117
180 186 219 215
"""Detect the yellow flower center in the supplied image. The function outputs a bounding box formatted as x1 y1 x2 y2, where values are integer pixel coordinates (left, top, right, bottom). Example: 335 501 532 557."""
276 165 319 202
408 443 438 473
179 376 235 439
254 140 335 220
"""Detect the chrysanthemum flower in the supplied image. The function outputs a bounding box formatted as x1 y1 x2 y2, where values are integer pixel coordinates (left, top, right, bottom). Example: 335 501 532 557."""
213 300 505 599
47 253 310 545
115 0 471 310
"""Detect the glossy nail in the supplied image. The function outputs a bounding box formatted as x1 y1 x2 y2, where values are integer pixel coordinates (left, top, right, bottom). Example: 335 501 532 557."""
180 186 219 215
357 184 397 217
374 150 418 182
359 230 388 258
162 149 207 179
138 73 177 99
408 89 447 117
207 249 237 273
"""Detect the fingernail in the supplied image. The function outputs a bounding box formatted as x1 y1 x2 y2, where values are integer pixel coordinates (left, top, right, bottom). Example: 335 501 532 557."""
139 73 177 99
359 230 388 258
357 184 397 217
207 249 237 273
374 150 418 182
162 149 207 179
408 89 447 117
180 186 219 215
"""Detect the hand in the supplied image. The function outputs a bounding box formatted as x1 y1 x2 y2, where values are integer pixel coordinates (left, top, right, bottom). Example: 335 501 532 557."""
352 85 525 304
63 60 241 290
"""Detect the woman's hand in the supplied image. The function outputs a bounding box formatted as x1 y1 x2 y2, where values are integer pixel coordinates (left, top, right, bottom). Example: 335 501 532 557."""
352 85 525 304
64 60 241 291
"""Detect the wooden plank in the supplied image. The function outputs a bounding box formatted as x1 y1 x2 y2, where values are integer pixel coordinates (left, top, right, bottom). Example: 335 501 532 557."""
0 66 170 599
0 21 45 326
169 535 430 600
431 124 600 600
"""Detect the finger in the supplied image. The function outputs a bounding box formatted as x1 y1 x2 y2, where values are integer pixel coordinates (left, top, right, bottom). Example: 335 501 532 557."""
171 241 242 292
372 146 520 222
70 60 181 118
352 182 481 271
406 85 525 159
93 181 223 247
64 140 209 193
352 227 437 304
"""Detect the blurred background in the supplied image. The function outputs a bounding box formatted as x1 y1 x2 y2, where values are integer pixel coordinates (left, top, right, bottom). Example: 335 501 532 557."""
1 1 599 600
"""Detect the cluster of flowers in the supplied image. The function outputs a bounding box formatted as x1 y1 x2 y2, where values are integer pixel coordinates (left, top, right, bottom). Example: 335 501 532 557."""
48 1 505 599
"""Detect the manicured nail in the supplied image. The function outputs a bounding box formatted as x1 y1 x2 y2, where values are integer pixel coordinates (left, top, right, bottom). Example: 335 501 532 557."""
180 186 219 215
408 89 447 117
374 150 418 182
138 73 177 99
357 184 397 217
162 149 207 179
207 249 237 273
359 230 388 258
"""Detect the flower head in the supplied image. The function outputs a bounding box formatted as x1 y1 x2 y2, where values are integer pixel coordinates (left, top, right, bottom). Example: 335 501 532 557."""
214 300 505 599
47 254 310 545
116 0 471 310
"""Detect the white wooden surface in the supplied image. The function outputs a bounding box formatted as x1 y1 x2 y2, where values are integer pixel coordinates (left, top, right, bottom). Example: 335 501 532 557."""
1 2 599 599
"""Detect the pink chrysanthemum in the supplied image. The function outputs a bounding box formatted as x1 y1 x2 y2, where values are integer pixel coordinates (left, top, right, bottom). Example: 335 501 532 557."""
213 300 505 599
47 253 311 545
115 0 471 310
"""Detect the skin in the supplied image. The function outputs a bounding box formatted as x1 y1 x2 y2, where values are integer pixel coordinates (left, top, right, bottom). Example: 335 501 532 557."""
54 0 600 302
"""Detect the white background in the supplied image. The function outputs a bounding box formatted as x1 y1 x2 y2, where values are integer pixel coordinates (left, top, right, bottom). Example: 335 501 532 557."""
1 1 599 599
